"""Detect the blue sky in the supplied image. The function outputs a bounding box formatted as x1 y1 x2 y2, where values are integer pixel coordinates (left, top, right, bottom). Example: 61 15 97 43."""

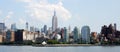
0 0 120 33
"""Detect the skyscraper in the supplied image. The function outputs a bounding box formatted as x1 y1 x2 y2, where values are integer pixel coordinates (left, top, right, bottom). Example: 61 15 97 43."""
0 23 6 34
43 25 47 34
6 30 11 42
114 23 117 31
52 10 58 32
11 23 17 31
26 22 28 31
64 27 69 42
73 26 80 42
81 26 90 44
30 26 35 32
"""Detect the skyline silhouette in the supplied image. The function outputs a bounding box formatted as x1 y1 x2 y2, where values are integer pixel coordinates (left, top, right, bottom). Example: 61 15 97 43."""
0 0 120 33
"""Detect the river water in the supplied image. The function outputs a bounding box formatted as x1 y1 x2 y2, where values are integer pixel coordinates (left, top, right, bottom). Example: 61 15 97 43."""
0 46 120 52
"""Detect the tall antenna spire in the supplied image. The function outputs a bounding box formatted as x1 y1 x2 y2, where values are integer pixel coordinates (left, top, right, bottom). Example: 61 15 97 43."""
26 22 28 31
54 9 56 16
52 8 58 32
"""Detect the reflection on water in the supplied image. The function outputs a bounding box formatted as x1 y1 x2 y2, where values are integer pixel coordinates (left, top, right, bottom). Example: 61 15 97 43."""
0 46 120 52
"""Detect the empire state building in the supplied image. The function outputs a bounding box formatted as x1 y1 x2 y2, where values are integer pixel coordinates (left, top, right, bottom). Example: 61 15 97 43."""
52 11 58 32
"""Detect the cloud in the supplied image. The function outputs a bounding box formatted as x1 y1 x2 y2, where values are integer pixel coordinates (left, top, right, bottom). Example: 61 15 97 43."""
17 0 71 23
4 11 14 21
6 11 13 18
3 11 14 29
18 18 26 25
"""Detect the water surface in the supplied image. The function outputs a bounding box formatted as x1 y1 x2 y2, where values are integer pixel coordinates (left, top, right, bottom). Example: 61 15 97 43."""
0 46 120 52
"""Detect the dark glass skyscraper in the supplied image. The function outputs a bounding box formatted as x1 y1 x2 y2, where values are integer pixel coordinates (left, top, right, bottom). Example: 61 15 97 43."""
43 25 47 34
0 23 6 34
73 27 80 42
52 11 58 32
81 26 90 43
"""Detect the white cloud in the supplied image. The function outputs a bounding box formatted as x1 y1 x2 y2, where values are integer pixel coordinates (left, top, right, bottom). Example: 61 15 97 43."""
18 18 26 25
6 11 13 19
4 11 14 21
4 11 14 29
18 0 71 23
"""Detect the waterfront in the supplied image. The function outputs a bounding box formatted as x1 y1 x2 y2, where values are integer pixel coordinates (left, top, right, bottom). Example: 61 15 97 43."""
0 46 120 52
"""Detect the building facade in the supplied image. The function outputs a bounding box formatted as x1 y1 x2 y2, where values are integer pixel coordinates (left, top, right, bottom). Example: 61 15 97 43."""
81 26 90 43
0 23 6 43
52 11 58 32
0 23 6 35
11 23 17 31
64 27 69 42
43 25 47 35
15 30 24 42
73 27 80 42
6 30 15 42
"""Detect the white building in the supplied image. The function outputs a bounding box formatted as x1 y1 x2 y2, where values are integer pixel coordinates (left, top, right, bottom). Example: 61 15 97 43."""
23 30 39 42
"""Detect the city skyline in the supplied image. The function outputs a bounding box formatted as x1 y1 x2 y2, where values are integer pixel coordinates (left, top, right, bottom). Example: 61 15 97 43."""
0 0 120 32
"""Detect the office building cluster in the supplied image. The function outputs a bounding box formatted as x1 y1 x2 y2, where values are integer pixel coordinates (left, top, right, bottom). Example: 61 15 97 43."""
0 11 119 45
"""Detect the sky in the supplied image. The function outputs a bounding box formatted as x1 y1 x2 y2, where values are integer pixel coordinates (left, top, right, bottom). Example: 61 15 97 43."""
0 0 120 33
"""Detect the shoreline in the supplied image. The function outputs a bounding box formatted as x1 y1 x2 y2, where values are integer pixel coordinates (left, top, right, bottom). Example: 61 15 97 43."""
33 44 94 47
1 44 120 47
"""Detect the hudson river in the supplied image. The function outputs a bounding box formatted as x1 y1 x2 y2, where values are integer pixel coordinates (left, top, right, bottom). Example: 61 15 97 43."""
0 46 120 52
